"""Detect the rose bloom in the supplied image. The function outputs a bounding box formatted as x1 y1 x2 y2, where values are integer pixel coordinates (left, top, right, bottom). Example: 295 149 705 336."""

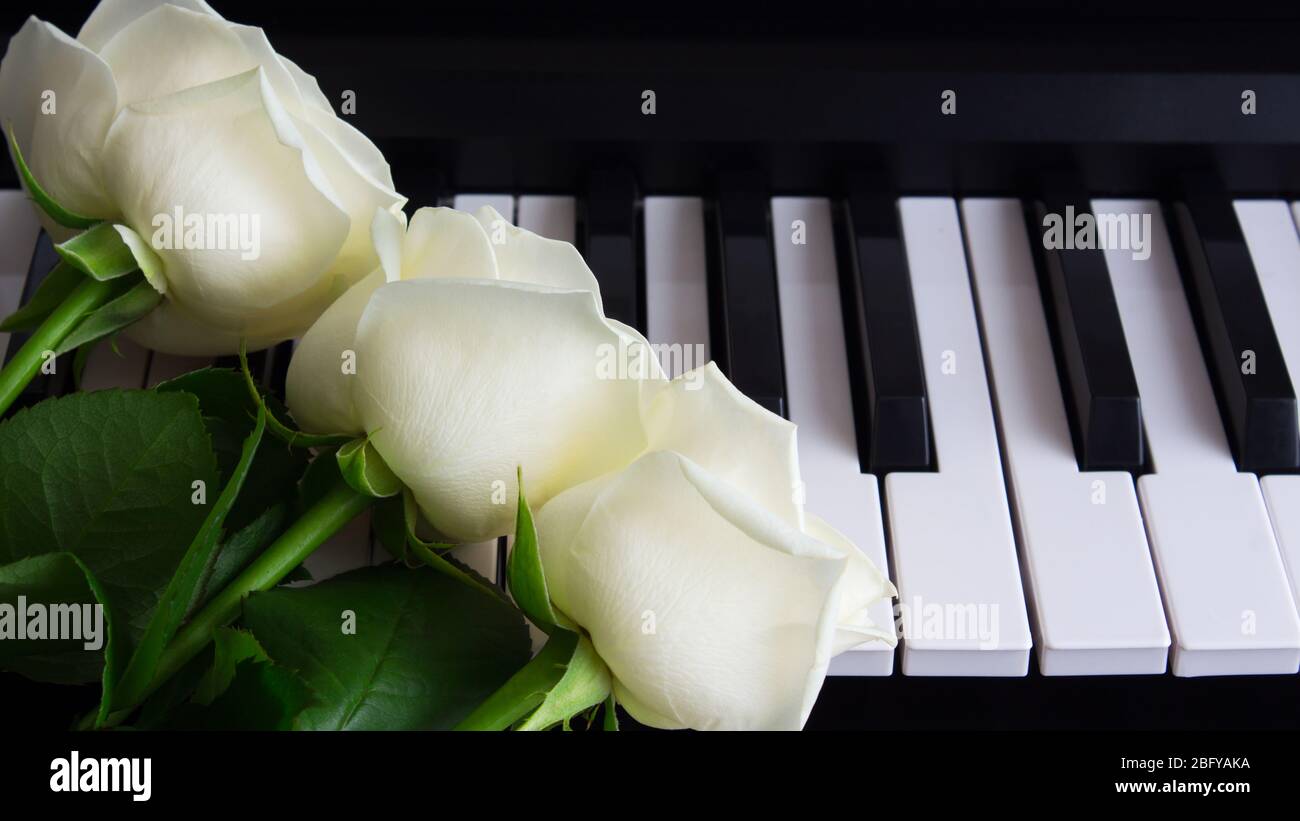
535 364 898 730
0 0 403 353
287 205 657 543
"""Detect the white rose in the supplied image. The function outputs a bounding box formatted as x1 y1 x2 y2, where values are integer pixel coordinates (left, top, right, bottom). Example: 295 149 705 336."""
535 364 897 730
287 205 659 542
0 0 403 354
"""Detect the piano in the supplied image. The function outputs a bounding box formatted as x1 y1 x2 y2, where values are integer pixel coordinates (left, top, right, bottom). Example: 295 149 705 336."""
4 1 1300 730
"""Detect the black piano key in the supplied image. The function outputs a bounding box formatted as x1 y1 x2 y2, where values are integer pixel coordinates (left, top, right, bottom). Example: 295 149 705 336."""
382 143 449 214
263 341 295 399
1169 174 1300 474
495 535 508 591
704 182 787 418
1029 177 1145 472
2 231 73 415
216 348 271 386
580 169 644 332
832 190 932 473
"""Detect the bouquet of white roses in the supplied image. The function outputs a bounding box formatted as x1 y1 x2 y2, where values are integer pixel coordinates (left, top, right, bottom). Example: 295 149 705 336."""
0 0 895 732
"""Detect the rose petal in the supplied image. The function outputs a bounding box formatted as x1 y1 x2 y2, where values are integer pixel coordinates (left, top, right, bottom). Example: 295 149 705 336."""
226 21 311 111
284 269 382 435
123 296 285 356
302 105 397 192
371 206 406 283
473 205 603 307
354 278 648 542
642 361 805 530
101 67 349 331
111 223 166 294
0 17 118 221
294 113 404 280
96 5 262 108
123 255 349 355
803 513 898 654
537 451 848 731
397 207 499 281
279 54 333 115
78 0 224 52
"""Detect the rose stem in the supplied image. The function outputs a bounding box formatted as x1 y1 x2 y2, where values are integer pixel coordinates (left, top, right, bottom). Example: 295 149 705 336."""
0 278 117 417
99 474 374 727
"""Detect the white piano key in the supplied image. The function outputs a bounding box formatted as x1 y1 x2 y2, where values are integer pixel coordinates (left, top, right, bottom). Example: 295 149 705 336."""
961 198 1169 675
452 538 500 584
771 197 894 676
644 196 711 378
452 194 516 221
1261 477 1300 624
299 510 374 584
1099 198 1300 676
885 197 1032 676
1236 200 1300 614
145 353 214 387
80 336 151 391
516 195 576 243
0 190 41 356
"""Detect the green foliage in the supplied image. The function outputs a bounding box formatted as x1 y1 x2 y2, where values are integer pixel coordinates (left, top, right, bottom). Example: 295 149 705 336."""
242 564 531 730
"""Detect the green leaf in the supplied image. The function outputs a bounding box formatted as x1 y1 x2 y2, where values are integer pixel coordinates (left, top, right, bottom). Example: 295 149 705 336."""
54 222 140 282
189 502 291 616
155 368 309 532
0 390 218 686
296 449 345 511
193 626 269 705
603 692 619 731
406 537 502 602
0 260 82 333
111 407 266 710
132 648 211 730
508 468 562 633
155 368 257 432
0 553 120 699
6 124 98 230
455 630 579 730
516 633 611 731
54 276 161 356
336 437 402 498
456 470 612 732
241 564 531 730
167 657 313 730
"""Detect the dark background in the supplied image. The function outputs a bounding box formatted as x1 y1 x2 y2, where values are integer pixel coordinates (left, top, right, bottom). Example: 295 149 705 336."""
6 0 1300 195
6 1 1300 53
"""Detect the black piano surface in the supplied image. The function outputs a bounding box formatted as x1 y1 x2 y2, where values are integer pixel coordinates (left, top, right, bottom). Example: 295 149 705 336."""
7 1 1300 198
4 0 1300 732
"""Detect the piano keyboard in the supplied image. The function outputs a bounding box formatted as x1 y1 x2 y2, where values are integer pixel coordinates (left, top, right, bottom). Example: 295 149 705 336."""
7 183 1300 679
